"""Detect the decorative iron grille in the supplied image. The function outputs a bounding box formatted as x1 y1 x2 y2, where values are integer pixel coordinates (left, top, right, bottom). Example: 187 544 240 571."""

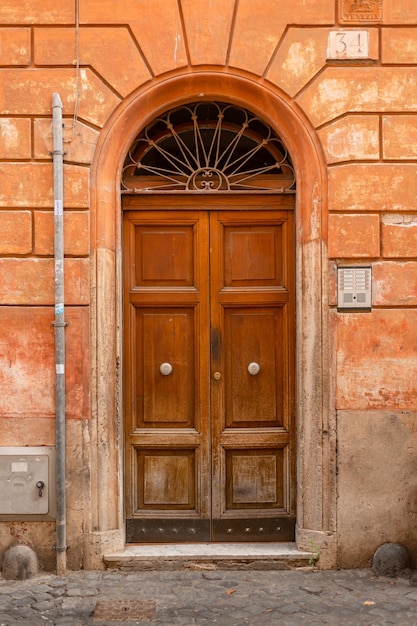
122 102 295 194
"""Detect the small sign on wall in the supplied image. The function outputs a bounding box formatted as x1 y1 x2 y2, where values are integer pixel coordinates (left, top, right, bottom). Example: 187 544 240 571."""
340 0 383 23
327 31 370 60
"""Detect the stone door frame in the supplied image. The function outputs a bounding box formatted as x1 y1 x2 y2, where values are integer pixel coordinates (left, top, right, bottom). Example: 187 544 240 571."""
86 69 336 568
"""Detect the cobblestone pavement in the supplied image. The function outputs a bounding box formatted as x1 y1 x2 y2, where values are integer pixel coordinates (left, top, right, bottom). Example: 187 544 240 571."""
1 568 417 625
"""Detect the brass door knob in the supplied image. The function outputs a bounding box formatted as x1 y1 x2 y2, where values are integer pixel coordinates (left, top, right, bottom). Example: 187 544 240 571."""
213 371 222 380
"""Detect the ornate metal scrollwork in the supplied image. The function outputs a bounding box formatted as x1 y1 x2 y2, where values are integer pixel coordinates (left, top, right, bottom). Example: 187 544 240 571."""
122 102 295 194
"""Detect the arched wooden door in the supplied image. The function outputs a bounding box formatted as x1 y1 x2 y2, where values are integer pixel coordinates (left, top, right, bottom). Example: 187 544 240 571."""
122 103 296 543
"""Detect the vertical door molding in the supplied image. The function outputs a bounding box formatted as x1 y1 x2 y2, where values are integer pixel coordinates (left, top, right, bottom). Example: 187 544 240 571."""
88 69 336 567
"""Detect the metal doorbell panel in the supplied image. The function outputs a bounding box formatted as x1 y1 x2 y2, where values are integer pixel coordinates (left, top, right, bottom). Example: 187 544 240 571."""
337 266 372 311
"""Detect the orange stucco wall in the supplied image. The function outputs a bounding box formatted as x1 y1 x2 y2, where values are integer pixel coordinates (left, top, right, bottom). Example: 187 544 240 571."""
0 0 416 570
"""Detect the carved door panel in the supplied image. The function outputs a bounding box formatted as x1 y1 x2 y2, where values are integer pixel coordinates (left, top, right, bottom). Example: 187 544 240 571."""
124 202 295 542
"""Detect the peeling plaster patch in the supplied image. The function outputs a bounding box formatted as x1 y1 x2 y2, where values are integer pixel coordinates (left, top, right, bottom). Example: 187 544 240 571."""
310 194 321 241
383 121 417 159
80 69 107 104
0 361 54 415
71 180 83 194
372 275 387 301
174 32 180 66
316 79 349 113
383 77 406 106
384 76 417 110
382 214 417 225
328 164 417 213
326 127 378 161
284 42 307 79
391 173 408 194
63 77 78 104
347 130 362 148
0 119 19 149
35 120 52 149
372 262 417 306
309 77 378 125
336 309 417 410
356 82 378 105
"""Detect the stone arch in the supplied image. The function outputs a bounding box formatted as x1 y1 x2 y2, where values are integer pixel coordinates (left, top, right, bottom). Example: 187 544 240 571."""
87 69 335 567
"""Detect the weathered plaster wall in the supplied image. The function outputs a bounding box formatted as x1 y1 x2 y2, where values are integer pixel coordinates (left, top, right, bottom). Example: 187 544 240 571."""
337 411 417 567
0 0 416 570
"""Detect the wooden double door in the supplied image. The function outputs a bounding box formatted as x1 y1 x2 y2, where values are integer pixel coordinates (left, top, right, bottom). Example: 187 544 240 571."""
123 196 295 542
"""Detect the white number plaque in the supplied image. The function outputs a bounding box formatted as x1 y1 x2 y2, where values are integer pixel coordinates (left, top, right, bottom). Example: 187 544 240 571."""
327 31 369 60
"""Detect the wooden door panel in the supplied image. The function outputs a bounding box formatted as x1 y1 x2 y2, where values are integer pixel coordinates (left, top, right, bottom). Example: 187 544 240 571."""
134 308 195 427
133 225 194 286
137 449 196 510
224 225 284 287
224 307 284 427
226 448 284 509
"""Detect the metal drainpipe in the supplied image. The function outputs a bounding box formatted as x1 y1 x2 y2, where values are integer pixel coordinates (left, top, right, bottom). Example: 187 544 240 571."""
52 93 67 575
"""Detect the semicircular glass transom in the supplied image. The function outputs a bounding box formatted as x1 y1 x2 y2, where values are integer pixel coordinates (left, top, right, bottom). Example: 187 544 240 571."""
122 102 295 194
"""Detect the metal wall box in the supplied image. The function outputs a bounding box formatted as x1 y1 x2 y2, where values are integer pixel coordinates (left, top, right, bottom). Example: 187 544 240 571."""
337 266 372 311
0 447 55 520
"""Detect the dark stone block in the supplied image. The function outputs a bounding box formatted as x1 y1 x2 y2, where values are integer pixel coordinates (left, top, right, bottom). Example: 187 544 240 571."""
372 543 410 578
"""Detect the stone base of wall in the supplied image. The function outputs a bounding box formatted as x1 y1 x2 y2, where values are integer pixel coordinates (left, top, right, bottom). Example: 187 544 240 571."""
337 410 417 568
296 527 338 569
0 521 56 572
83 529 125 571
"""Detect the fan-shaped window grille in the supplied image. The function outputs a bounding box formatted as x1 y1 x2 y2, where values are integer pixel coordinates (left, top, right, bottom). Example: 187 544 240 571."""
122 102 295 194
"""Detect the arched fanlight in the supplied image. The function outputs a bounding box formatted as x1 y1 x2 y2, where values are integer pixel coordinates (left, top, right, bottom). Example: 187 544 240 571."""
122 102 295 193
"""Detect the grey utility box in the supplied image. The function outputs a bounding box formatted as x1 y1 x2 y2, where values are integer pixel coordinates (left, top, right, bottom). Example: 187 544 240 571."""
0 447 55 520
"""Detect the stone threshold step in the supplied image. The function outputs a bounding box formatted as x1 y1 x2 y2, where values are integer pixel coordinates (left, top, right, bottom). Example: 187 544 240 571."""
104 542 317 571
